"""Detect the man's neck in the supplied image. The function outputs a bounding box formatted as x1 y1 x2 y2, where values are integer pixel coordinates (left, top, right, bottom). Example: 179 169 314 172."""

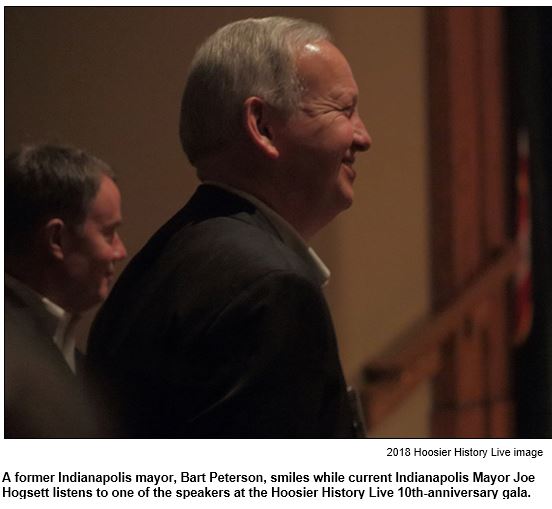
196 150 331 241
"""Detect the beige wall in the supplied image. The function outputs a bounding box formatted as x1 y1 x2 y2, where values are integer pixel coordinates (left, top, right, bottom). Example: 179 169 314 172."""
5 7 430 436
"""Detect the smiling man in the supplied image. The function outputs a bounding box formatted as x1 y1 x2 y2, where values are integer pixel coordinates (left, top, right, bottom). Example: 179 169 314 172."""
87 17 371 438
4 143 127 437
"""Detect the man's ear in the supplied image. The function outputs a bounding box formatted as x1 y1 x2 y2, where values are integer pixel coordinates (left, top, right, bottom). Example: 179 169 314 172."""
243 97 279 160
43 218 67 261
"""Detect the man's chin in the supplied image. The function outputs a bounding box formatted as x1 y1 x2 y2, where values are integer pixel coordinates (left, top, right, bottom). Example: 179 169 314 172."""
96 285 111 305
338 170 355 207
341 196 354 211
338 183 354 210
76 287 109 313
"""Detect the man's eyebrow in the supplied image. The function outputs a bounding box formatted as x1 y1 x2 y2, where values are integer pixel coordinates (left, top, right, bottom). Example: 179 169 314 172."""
103 219 122 229
330 89 358 103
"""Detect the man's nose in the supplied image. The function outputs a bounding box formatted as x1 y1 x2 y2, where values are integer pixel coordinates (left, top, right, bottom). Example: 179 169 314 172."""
353 115 372 152
113 233 127 261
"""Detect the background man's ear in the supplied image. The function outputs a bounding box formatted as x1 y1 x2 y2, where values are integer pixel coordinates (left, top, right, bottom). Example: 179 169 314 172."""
243 96 279 160
43 218 66 261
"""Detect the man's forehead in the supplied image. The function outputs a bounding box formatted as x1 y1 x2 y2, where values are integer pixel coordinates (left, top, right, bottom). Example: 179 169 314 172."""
296 41 358 99
296 40 335 62
303 42 323 54
297 41 353 78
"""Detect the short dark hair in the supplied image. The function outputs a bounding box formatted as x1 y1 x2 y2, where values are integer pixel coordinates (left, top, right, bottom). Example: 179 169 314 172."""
5 143 114 256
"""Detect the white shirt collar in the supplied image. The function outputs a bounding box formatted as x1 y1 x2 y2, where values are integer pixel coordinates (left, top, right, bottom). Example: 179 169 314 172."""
203 182 331 287
5 273 78 373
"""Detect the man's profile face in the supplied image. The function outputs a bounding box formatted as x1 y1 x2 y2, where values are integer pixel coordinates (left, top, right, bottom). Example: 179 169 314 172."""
273 41 371 223
62 174 127 312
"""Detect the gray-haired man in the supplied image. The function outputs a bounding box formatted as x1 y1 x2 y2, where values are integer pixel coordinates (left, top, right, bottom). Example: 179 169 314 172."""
88 17 371 437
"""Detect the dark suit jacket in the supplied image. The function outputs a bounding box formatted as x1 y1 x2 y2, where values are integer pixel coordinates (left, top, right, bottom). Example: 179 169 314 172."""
87 185 355 438
5 285 102 438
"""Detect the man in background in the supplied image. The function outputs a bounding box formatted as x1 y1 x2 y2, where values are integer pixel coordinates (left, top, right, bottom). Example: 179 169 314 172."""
4 143 127 437
87 16 371 437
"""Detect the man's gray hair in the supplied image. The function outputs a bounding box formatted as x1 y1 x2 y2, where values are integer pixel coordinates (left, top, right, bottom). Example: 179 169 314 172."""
5 143 114 256
179 16 331 165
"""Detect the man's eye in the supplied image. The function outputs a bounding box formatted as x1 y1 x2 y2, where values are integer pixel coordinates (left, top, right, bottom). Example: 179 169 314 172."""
103 229 116 242
340 106 354 118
